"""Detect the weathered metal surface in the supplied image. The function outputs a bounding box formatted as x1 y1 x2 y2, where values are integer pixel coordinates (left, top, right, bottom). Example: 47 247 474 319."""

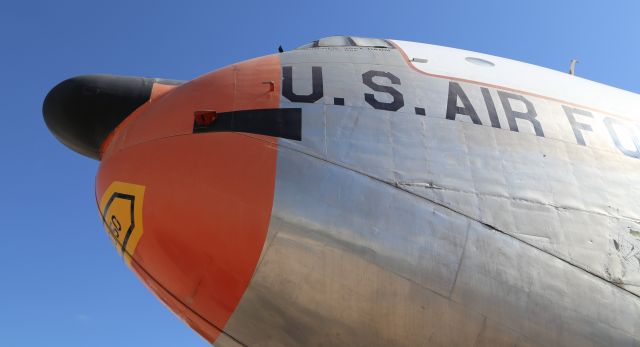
221 145 639 346
218 42 640 345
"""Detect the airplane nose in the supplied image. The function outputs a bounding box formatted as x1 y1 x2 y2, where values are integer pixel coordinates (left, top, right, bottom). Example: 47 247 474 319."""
42 75 180 159
91 54 283 342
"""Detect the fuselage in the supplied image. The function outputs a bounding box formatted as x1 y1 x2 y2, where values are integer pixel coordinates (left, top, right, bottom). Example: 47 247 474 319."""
44 36 640 346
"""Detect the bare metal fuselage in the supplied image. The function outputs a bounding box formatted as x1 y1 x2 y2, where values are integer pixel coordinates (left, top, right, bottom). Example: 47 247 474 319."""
217 42 640 346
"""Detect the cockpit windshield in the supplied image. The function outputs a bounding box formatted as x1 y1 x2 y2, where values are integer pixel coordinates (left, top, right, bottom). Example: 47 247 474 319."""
295 36 393 50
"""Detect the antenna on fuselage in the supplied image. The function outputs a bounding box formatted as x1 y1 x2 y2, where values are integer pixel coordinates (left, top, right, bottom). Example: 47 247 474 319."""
569 59 578 75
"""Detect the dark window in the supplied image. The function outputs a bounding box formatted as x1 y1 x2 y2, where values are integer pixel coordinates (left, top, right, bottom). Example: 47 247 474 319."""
351 37 392 48
317 36 353 47
295 36 394 50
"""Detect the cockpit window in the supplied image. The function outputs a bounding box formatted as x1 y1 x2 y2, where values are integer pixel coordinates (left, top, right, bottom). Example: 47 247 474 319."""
318 36 353 47
295 36 393 50
350 37 392 48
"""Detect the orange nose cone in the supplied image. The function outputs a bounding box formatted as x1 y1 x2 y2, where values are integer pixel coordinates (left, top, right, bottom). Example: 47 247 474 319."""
95 55 282 342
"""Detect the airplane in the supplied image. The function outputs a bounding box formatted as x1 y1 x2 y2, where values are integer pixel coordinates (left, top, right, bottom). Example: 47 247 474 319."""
43 35 640 346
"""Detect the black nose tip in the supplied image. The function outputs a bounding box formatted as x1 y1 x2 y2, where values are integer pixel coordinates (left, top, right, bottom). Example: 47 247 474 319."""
43 74 158 159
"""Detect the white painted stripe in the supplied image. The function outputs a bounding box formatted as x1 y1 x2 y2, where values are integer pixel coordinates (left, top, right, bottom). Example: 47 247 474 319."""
391 39 640 119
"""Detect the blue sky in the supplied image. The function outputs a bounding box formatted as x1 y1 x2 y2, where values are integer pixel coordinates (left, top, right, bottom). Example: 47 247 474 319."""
0 1 638 346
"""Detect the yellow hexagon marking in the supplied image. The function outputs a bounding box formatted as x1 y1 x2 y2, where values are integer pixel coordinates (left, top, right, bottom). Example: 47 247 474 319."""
99 181 145 265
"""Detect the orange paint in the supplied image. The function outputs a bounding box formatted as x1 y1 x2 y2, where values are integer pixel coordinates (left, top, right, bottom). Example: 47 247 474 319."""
99 82 179 159
150 82 178 100
96 54 281 342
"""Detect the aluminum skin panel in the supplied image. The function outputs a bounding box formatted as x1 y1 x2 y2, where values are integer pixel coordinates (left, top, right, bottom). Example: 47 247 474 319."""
273 45 640 295
220 144 639 346
218 43 640 346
